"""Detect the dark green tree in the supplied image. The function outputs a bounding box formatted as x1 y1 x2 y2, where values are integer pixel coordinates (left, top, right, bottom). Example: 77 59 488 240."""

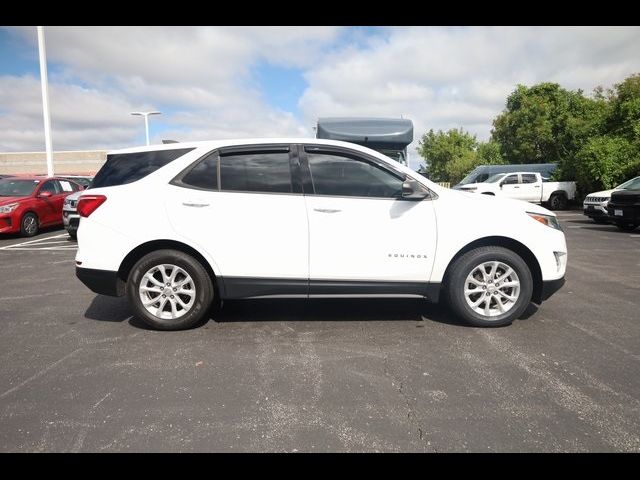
491 83 604 169
418 128 477 182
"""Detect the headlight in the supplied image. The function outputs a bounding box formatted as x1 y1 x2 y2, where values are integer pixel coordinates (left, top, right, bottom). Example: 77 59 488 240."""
0 203 19 214
527 212 562 231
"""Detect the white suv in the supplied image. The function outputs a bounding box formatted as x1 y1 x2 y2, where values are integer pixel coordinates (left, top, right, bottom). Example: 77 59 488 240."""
75 139 567 330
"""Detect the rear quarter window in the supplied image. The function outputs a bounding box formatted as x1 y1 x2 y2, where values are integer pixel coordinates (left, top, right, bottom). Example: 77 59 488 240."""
92 148 194 188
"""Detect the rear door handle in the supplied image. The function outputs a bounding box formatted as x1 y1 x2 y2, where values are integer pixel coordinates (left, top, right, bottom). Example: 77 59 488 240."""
314 208 341 213
183 202 210 208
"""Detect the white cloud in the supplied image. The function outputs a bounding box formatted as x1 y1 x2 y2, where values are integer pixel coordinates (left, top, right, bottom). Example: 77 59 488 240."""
2 26 640 170
298 26 640 167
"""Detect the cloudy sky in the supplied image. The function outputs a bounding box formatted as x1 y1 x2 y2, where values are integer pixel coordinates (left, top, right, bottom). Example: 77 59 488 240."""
1 26 640 168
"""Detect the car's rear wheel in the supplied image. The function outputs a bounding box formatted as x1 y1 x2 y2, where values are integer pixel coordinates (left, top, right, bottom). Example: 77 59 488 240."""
127 249 214 330
548 193 567 210
20 212 39 237
445 246 533 327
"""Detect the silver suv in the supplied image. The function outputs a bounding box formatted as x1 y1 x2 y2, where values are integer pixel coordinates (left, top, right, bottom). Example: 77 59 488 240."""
62 190 83 238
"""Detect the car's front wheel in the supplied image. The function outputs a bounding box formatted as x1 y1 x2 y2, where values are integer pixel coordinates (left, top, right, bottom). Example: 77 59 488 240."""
445 246 533 327
20 212 39 237
127 249 214 330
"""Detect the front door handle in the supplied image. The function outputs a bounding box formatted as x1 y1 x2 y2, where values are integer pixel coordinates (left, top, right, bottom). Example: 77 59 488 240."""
183 202 210 208
314 208 341 213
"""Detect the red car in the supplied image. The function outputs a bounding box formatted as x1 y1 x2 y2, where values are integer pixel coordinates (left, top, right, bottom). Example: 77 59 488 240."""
0 176 82 237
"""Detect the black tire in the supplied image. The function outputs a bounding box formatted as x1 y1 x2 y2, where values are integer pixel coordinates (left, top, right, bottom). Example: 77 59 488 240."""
20 212 39 237
548 193 567 210
615 222 639 232
444 246 533 327
68 230 77 240
127 249 214 330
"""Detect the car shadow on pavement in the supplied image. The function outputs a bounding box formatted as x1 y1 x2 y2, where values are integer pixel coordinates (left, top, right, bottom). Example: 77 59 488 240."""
83 295 153 330
83 295 538 330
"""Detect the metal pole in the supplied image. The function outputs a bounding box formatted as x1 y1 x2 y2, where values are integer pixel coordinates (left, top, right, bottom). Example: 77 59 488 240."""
37 26 54 177
144 114 150 146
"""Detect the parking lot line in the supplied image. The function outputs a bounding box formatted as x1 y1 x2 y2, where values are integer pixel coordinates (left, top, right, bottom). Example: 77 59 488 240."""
0 233 76 251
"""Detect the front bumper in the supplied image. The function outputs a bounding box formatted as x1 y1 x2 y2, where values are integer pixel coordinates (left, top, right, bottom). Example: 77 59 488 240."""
0 213 18 234
76 267 125 297
62 210 79 230
607 204 640 224
583 204 608 219
539 276 565 302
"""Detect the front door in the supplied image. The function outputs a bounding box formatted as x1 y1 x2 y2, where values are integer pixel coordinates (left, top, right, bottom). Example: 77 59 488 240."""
498 174 520 199
301 145 437 295
35 180 60 225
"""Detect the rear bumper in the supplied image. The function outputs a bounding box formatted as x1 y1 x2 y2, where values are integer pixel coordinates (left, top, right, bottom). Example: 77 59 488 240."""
76 267 124 297
539 276 565 302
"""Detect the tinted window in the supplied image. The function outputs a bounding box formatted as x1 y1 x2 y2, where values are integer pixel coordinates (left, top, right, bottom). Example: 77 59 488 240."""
521 174 537 184
475 173 490 183
182 153 218 190
502 175 518 185
40 180 60 194
220 152 291 193
92 148 195 188
307 152 403 198
58 179 78 192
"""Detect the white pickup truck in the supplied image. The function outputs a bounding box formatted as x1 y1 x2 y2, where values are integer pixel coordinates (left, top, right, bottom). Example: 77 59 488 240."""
455 172 576 210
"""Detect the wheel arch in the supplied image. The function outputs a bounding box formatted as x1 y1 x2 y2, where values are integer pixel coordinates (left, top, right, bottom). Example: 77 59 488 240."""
117 239 223 298
442 236 544 304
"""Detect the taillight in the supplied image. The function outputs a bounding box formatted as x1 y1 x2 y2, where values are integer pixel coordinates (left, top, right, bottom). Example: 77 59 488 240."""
77 195 107 217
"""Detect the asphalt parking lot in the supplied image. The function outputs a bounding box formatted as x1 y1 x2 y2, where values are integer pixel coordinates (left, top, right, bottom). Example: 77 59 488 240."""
0 211 639 452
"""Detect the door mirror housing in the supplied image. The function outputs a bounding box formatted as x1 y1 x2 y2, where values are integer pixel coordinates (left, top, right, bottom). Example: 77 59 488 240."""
402 177 429 200
39 191 53 198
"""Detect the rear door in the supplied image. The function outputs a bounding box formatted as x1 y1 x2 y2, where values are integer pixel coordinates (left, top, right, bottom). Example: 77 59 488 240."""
166 145 310 297
301 145 437 295
519 173 541 202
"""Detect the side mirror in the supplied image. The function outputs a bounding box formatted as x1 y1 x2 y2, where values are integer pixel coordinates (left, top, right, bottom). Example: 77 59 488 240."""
39 191 52 198
402 178 429 200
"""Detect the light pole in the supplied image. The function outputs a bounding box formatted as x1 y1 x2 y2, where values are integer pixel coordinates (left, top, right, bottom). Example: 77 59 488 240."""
37 26 54 177
130 111 161 146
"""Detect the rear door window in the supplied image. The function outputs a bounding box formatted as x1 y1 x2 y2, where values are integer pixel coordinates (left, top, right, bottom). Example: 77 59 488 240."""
92 148 195 188
219 150 292 194
521 174 537 184
181 153 218 191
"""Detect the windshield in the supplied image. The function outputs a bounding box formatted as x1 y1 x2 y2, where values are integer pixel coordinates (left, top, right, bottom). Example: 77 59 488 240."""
617 176 640 190
484 173 507 183
0 179 40 197
458 171 488 185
